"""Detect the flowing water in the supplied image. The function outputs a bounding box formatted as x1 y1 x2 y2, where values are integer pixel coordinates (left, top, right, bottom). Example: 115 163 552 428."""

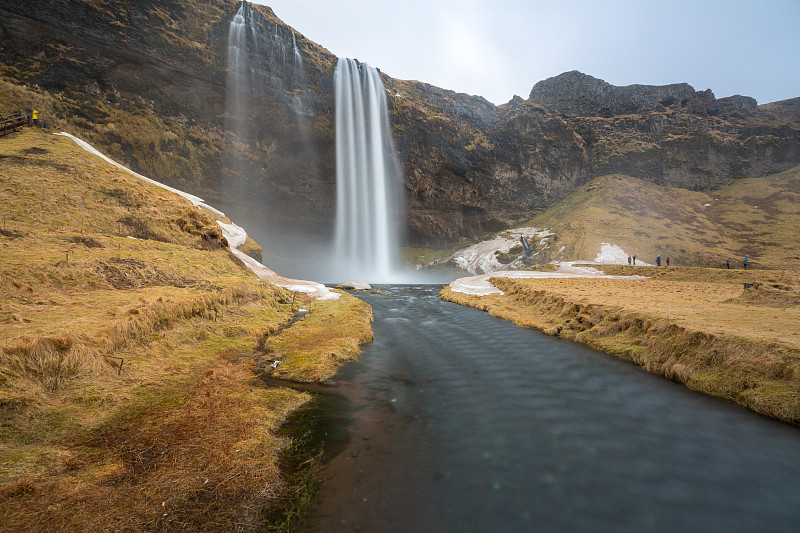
224 1 254 200
300 285 800 533
334 59 404 282
225 1 252 139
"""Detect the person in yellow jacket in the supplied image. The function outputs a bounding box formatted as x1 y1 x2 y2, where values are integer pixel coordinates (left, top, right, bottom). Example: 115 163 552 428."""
32 109 39 126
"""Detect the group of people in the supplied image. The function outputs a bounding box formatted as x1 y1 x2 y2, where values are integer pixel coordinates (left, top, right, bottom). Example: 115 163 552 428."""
14 108 40 126
626 255 670 266
517 236 751 271
726 256 749 270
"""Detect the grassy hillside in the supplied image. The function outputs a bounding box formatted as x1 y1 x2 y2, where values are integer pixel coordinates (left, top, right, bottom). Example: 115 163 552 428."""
0 128 372 531
523 168 800 269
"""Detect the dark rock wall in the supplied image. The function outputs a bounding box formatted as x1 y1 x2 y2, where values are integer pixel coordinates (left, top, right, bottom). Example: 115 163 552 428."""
389 71 800 243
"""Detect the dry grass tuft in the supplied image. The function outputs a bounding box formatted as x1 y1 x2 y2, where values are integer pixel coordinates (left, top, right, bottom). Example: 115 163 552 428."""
728 281 800 307
1 334 110 394
1 361 310 532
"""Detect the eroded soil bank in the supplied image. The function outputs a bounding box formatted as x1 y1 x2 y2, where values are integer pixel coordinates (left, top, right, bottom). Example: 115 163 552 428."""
441 266 800 424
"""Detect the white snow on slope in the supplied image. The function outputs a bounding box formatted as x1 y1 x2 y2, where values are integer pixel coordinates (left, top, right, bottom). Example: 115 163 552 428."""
57 132 339 300
229 247 340 301
449 263 647 296
594 243 651 266
594 243 628 264
217 220 247 249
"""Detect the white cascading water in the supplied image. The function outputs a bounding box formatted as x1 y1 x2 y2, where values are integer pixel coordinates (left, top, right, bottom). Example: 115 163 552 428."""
292 32 302 68
225 1 251 169
334 58 403 282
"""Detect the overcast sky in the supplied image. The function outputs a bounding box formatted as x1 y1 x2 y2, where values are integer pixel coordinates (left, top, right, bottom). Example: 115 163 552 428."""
254 0 800 106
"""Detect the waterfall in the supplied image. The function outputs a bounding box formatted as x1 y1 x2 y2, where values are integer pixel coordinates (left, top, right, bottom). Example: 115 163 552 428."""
334 58 403 282
292 31 303 68
223 1 254 201
225 2 251 153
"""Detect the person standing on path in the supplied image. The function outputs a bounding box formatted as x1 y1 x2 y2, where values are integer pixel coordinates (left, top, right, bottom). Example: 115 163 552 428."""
628 256 631 265
726 257 731 269
520 235 532 258
744 256 748 270
633 255 636 265
666 257 670 267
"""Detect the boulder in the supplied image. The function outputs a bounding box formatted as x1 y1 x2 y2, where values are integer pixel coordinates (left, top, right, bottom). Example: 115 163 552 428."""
337 280 372 290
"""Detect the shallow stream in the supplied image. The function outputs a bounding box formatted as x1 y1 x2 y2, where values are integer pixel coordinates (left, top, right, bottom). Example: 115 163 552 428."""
299 285 800 532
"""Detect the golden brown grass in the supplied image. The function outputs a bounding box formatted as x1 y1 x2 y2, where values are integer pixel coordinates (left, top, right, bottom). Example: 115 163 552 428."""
1 361 310 532
0 129 373 530
441 267 800 424
265 294 374 383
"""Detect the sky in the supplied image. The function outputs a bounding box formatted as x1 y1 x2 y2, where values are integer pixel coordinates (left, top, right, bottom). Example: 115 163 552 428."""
254 0 800 106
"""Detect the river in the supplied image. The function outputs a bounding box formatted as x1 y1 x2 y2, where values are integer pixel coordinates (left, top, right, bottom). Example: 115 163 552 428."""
299 285 800 533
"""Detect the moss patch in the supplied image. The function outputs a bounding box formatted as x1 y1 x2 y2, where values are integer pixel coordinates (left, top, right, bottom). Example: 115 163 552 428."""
265 293 374 383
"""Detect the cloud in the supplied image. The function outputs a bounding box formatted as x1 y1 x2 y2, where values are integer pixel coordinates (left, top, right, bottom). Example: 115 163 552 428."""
254 0 799 105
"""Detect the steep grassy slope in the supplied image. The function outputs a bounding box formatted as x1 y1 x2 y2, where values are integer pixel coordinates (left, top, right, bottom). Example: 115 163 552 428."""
0 128 372 531
522 168 800 268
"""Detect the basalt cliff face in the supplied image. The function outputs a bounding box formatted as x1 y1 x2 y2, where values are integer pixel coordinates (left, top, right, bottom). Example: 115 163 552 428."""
388 71 800 244
1 1 799 248
0 0 339 238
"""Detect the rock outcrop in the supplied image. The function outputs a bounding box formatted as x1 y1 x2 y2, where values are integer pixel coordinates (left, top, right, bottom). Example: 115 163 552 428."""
528 70 709 117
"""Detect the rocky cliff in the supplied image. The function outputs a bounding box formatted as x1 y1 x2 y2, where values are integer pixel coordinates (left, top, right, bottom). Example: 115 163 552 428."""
0 0 340 240
386 70 800 244
2 0 799 250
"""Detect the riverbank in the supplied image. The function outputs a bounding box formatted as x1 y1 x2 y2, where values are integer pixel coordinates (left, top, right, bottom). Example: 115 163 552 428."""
441 265 800 424
0 129 373 530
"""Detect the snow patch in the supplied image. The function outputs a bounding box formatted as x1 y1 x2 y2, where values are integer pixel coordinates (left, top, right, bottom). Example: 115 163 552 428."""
450 227 553 275
591 243 651 266
217 221 247 249
231 249 340 301
593 243 630 265
449 264 647 296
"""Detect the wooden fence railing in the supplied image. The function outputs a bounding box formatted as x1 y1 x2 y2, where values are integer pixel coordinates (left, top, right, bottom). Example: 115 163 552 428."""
0 110 33 137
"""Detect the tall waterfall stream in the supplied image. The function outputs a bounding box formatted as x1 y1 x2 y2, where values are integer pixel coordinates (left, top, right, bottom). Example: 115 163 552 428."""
334 59 404 282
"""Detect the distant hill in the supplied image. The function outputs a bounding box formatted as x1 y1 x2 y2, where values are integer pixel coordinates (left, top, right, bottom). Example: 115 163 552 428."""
522 167 800 269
